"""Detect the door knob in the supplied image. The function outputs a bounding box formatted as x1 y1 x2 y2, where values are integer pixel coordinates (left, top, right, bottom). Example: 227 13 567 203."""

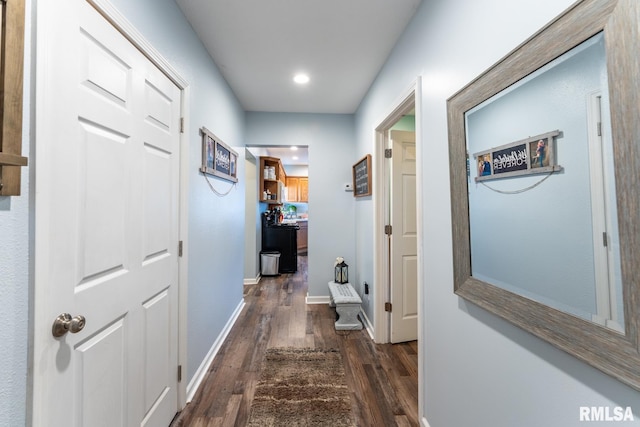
52 313 86 338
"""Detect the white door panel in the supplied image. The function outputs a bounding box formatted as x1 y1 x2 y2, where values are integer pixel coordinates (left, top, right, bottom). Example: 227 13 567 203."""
390 130 418 343
34 1 181 425
75 320 127 426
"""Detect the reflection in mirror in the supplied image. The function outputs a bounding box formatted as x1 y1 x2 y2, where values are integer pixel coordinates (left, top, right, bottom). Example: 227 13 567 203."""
464 32 624 332
448 0 640 392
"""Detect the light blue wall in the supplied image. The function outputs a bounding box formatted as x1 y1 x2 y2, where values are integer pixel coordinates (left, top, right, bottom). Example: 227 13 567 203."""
0 169 29 427
246 112 355 297
283 164 309 177
90 0 247 384
0 96 30 427
355 0 640 426
0 190 29 425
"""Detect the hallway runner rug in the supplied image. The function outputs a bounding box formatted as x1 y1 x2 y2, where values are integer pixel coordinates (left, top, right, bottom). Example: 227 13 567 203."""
247 347 355 426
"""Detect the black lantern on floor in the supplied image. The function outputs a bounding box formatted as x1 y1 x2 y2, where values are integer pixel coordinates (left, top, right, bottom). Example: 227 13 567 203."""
334 258 349 284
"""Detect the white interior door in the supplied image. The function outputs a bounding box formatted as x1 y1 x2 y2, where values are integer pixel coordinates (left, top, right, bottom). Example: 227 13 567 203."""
390 130 418 343
33 1 181 425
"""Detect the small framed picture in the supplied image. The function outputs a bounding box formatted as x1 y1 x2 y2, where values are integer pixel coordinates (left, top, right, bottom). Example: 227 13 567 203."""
200 127 238 183
352 154 372 197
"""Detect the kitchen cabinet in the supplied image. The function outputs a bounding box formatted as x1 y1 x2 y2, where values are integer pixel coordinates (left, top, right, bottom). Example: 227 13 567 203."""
286 177 298 201
297 221 308 252
260 156 286 203
298 178 308 202
286 176 308 202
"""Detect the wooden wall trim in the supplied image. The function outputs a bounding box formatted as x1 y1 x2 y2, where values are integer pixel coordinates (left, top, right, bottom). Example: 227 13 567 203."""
0 0 27 196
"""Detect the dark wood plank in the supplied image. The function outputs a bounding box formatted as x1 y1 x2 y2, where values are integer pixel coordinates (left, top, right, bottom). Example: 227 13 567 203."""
171 255 418 426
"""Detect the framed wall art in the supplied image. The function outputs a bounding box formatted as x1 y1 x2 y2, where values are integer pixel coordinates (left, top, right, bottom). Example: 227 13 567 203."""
200 126 238 183
352 154 372 197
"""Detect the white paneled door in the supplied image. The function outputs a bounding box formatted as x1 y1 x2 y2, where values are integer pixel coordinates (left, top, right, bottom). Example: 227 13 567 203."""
390 130 418 343
33 1 181 425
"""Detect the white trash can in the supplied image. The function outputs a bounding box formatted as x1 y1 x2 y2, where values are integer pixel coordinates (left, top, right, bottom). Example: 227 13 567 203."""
260 251 280 276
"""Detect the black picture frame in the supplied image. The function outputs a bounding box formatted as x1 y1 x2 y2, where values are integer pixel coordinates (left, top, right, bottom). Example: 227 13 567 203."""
352 154 372 197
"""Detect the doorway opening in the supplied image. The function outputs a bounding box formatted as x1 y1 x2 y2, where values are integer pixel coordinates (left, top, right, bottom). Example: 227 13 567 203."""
244 146 309 285
373 79 422 345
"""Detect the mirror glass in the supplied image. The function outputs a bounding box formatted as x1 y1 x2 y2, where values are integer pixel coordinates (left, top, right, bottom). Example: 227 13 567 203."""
464 32 624 332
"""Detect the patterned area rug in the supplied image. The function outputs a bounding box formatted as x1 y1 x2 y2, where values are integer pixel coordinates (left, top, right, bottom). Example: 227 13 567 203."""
247 347 355 426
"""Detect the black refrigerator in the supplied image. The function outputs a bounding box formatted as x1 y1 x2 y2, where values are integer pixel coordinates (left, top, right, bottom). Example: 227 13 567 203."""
262 222 299 273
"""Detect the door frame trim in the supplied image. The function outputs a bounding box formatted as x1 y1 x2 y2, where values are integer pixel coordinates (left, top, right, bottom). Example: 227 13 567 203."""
373 77 423 344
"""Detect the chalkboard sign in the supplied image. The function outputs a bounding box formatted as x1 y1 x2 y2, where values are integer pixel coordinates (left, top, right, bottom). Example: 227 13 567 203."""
200 126 238 183
353 154 372 197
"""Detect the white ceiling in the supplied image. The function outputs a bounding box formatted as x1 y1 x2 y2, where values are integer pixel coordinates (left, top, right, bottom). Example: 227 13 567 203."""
175 0 422 114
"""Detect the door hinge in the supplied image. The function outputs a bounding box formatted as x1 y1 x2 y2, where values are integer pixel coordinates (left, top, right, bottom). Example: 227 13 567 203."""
597 122 602 137
385 148 392 158
602 232 608 247
385 225 392 235
178 240 183 257
385 302 392 312
180 117 185 133
178 365 182 382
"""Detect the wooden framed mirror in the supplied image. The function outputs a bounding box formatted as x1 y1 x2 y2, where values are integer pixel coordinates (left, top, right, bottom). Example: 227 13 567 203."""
447 0 640 390
0 0 26 196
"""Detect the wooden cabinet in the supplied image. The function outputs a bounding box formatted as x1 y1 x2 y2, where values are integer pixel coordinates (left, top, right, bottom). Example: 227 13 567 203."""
259 156 285 203
296 221 308 252
286 177 298 202
298 178 308 202
286 176 308 202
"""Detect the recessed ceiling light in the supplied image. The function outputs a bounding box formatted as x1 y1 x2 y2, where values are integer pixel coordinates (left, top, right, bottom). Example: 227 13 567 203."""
292 156 299 160
290 146 298 151
293 73 310 84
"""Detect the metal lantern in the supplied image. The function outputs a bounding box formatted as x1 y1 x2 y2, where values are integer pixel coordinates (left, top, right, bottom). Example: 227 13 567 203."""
334 260 349 284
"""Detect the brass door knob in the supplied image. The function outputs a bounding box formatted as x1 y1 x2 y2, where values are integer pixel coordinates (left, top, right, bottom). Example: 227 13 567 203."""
52 313 86 338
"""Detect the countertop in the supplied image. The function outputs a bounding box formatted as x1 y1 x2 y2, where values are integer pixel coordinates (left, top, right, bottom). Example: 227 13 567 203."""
282 218 308 224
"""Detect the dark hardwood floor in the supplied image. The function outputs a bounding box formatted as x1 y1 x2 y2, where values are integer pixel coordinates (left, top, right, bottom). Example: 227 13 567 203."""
171 256 418 426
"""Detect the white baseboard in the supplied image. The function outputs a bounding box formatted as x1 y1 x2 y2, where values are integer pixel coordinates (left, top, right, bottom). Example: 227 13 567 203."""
306 294 331 304
186 299 245 402
359 308 375 340
243 274 261 285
